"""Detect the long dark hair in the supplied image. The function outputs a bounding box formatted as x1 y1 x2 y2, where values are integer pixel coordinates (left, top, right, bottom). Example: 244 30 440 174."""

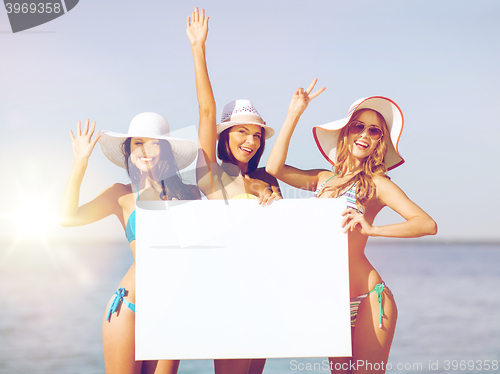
122 138 195 200
217 127 266 174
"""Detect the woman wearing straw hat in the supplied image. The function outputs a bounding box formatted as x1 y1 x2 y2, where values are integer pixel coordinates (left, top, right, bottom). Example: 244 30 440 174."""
266 81 437 373
187 7 280 204
59 113 199 374
186 7 280 374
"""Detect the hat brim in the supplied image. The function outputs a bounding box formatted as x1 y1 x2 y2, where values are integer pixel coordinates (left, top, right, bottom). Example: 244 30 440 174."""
97 130 197 170
313 96 404 171
216 121 275 140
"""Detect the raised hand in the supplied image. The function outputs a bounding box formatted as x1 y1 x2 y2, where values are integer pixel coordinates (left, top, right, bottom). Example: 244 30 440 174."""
186 7 209 47
69 119 100 161
288 78 325 117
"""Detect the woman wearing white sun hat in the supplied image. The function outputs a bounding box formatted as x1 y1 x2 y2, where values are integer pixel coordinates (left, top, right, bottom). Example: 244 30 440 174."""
186 7 280 374
59 113 199 374
188 7 280 205
267 82 437 373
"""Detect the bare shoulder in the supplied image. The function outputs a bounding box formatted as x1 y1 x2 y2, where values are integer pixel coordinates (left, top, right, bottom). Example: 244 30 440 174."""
372 175 395 189
372 175 409 202
109 183 134 211
317 169 335 183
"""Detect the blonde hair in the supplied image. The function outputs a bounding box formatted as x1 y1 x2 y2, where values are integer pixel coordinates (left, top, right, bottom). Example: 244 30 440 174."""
317 109 390 208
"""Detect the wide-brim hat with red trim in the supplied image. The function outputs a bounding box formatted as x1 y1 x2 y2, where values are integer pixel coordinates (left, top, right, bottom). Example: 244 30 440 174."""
312 96 404 170
97 112 197 170
216 99 275 140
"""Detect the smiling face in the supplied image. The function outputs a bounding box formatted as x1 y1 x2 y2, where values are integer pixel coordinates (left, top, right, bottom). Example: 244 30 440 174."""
129 137 161 173
347 110 385 163
227 124 262 165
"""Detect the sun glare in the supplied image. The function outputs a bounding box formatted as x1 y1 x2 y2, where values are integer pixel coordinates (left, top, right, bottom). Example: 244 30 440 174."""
12 198 54 241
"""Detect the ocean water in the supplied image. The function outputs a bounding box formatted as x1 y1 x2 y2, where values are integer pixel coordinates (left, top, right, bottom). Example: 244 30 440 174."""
0 241 499 374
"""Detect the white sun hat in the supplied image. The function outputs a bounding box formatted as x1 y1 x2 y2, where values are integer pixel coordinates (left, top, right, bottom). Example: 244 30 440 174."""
313 96 405 170
216 99 275 139
97 112 197 170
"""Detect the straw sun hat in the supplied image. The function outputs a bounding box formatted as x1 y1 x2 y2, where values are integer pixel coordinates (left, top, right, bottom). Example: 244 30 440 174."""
313 96 405 170
216 99 275 140
97 112 197 170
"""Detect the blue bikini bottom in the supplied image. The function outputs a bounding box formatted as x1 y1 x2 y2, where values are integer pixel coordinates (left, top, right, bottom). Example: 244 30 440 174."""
105 287 135 322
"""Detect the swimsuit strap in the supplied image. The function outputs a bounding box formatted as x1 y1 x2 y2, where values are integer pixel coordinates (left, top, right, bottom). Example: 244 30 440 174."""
124 184 140 243
367 281 386 328
320 173 337 188
313 172 339 196
105 287 135 322
314 174 361 213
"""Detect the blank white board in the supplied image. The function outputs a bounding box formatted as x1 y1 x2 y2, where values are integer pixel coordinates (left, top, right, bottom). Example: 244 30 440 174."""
136 198 351 360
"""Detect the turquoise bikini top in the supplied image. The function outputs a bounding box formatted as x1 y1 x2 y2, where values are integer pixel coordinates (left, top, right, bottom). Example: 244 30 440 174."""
125 187 140 243
125 210 136 243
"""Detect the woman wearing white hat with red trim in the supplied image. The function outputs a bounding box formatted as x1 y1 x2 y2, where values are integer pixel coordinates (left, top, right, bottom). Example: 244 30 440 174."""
59 113 199 374
266 81 437 373
186 7 280 374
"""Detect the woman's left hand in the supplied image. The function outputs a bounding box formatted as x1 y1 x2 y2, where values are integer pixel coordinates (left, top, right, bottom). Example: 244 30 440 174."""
259 190 282 206
341 208 373 235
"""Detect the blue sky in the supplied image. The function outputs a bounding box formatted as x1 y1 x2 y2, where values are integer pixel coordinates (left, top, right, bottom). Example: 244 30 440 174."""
0 0 499 244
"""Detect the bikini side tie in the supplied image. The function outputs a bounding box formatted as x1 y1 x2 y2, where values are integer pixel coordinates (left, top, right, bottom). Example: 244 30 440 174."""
368 282 385 328
106 287 135 322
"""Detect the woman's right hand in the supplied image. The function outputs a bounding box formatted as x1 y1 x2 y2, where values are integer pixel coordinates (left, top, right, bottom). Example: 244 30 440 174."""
186 7 209 47
287 78 325 118
60 119 119 228
69 119 100 162
189 6 217 194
